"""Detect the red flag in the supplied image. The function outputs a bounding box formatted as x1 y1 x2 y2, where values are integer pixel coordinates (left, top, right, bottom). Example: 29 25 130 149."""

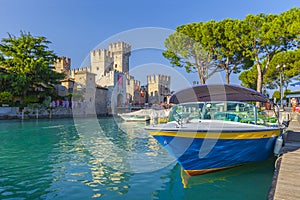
118 75 123 86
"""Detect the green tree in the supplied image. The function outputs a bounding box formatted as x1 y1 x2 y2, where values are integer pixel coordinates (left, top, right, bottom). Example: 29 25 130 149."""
284 89 291 99
239 67 258 90
0 68 14 92
0 31 64 98
265 49 300 90
238 8 300 94
163 19 253 84
272 91 281 101
163 23 220 84
210 19 253 83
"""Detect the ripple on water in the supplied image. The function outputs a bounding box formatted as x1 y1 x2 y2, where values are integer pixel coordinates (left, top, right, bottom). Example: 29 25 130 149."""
1 118 275 199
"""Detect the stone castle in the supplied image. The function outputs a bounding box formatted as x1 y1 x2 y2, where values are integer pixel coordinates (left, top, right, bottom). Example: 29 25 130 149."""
54 41 171 115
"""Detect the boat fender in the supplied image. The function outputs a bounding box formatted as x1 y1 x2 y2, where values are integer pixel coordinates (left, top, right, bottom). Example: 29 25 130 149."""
274 136 283 156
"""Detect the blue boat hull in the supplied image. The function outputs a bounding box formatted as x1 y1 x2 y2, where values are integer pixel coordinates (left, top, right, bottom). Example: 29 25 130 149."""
153 135 278 176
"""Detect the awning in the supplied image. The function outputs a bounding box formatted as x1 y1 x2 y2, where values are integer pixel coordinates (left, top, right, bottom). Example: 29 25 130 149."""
169 84 268 104
286 94 300 98
290 81 300 87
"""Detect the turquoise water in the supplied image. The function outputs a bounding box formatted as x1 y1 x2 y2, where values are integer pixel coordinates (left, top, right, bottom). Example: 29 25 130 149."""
0 118 275 200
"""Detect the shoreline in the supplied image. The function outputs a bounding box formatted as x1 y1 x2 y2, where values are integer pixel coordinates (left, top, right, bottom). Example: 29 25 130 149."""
0 106 110 120
0 114 111 120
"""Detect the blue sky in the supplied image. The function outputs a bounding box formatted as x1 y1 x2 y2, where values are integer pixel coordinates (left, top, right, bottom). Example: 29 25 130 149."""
0 0 299 91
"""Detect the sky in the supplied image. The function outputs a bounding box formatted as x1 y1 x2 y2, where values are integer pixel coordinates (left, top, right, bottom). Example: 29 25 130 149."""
0 0 299 91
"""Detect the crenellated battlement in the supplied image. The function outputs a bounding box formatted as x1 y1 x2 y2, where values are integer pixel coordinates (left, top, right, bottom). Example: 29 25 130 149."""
54 56 71 74
134 80 140 86
90 49 114 58
108 41 131 54
71 66 91 78
55 56 71 65
147 74 171 84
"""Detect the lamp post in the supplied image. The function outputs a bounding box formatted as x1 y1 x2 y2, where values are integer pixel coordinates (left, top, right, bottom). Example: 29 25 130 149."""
276 64 286 109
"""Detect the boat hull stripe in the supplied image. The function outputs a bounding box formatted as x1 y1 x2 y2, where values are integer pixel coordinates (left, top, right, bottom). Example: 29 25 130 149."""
148 129 280 139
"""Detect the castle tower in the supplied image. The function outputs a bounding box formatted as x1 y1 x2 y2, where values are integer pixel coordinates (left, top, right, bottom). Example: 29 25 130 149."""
147 74 171 104
108 42 131 73
54 56 71 77
90 49 114 85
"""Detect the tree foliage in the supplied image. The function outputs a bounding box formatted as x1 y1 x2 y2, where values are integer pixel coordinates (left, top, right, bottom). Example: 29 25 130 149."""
265 49 300 89
0 31 64 99
0 91 13 103
163 19 253 84
272 91 281 100
163 23 218 84
163 8 300 90
208 19 253 83
237 9 299 94
239 67 258 90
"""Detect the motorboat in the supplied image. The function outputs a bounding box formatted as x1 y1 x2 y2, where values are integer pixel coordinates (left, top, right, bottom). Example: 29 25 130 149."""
119 109 151 122
145 84 282 176
119 108 169 122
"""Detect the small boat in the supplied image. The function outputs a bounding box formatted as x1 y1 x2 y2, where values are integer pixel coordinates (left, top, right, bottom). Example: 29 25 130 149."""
119 109 170 122
145 84 282 176
119 109 151 122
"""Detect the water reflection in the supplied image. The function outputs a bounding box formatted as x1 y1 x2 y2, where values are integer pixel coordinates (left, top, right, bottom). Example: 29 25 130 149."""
155 158 275 200
74 117 174 174
71 117 175 198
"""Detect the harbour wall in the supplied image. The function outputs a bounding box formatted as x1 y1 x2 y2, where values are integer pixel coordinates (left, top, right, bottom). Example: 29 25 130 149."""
0 107 108 120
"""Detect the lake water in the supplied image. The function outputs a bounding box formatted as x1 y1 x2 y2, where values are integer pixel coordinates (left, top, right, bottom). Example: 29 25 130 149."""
0 117 275 200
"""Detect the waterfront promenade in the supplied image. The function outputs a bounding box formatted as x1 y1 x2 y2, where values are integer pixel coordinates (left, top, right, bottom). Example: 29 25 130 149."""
269 113 300 200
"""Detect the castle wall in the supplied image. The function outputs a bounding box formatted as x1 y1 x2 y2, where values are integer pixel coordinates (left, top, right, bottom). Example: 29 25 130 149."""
147 74 171 104
95 87 108 115
73 71 97 115
54 42 174 115
109 42 131 73
97 70 116 87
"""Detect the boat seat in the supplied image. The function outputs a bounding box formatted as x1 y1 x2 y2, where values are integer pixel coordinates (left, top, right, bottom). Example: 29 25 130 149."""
213 112 241 122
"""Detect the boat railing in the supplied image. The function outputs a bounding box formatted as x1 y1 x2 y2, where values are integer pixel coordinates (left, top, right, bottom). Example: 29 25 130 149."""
168 101 280 127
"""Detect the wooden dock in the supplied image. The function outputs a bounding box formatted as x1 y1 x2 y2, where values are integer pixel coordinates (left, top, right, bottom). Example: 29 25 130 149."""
269 114 300 200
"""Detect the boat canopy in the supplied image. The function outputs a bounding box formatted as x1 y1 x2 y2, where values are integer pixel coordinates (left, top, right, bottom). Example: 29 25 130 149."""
169 84 268 104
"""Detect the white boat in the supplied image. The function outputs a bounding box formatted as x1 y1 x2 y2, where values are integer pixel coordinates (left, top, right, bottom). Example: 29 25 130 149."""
145 84 284 176
119 110 151 122
119 109 169 122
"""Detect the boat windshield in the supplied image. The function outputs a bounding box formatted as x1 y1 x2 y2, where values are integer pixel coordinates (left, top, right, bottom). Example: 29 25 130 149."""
168 101 276 126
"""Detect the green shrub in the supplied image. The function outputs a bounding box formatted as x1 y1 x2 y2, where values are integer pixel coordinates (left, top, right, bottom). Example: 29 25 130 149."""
0 91 13 103
24 111 30 115
42 96 51 108
28 103 42 109
24 95 39 104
